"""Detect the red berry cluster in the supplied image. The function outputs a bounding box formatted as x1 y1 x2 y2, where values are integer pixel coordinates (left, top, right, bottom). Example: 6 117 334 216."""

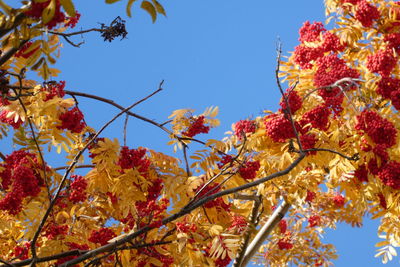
377 193 387 209
308 215 321 227
0 150 44 214
14 41 40 59
377 161 400 189
137 246 174 267
24 0 81 30
117 146 151 175
147 178 163 201
300 133 317 154
195 183 230 210
44 223 68 240
305 191 316 202
0 110 23 129
294 23 344 69
265 114 297 142
182 115 210 138
368 157 380 175
234 120 256 139
68 175 87 203
277 233 293 250
238 160 260 180
13 242 30 260
58 107 86 133
390 90 400 110
299 21 326 43
215 255 232 267
355 0 380 28
279 89 303 114
88 227 116 246
321 32 345 52
367 49 397 76
228 215 247 234
332 193 346 208
64 11 81 28
106 192 118 204
217 155 233 169
314 54 360 88
279 219 287 234
341 0 361 4
376 77 400 99
355 110 397 148
176 220 198 233
300 105 330 131
384 33 400 53
293 45 324 69
25 0 65 29
43 81 66 101
136 198 169 218
354 164 368 183
376 76 400 110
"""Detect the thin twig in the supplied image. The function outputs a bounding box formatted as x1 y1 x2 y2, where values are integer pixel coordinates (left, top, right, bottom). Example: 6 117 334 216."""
275 42 303 151
182 145 191 177
53 164 95 171
47 28 103 38
123 114 129 147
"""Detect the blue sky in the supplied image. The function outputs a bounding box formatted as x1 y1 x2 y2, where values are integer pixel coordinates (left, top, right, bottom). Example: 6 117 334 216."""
5 0 399 266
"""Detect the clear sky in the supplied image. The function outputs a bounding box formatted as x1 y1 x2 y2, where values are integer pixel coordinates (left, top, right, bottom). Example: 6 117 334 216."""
11 0 400 266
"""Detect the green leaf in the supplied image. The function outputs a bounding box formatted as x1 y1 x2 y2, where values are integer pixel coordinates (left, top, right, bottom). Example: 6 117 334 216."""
41 0 56 25
60 0 76 17
141 1 157 23
126 0 136 17
152 0 166 16
105 0 122 3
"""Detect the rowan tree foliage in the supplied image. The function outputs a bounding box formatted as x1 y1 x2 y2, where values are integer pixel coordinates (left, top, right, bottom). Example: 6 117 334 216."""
0 0 400 266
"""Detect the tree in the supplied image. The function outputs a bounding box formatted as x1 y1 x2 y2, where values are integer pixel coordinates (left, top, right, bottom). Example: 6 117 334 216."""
0 0 399 266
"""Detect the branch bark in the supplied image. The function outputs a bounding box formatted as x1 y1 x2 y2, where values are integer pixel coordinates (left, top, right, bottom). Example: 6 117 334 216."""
238 200 291 267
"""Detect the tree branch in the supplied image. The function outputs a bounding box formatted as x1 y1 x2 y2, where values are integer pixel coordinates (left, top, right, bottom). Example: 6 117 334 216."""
238 200 291 266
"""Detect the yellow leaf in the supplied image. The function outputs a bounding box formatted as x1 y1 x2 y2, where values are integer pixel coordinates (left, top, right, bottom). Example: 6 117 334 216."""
126 0 136 17
375 240 390 247
42 0 56 25
152 0 166 16
59 0 76 17
105 0 122 3
141 1 157 23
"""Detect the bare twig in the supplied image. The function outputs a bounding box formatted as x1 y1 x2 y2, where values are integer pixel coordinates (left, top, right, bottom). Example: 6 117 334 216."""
53 164 95 171
123 114 129 147
0 152 6 161
182 145 191 177
275 42 303 151
47 28 103 38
